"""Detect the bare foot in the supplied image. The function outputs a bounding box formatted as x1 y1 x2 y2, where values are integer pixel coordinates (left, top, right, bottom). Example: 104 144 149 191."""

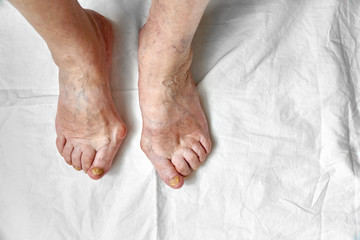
138 24 212 189
55 10 126 180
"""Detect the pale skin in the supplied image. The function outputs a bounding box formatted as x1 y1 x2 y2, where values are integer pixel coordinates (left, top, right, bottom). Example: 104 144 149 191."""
9 0 211 188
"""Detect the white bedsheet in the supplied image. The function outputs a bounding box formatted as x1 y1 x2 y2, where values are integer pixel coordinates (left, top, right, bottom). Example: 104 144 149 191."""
1 0 359 239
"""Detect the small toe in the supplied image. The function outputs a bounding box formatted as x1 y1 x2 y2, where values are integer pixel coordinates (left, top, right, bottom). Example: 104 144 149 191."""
183 148 200 171
150 156 184 189
81 147 96 173
62 143 74 165
56 135 66 156
192 142 207 162
171 154 191 176
71 147 82 171
87 144 118 180
200 137 212 154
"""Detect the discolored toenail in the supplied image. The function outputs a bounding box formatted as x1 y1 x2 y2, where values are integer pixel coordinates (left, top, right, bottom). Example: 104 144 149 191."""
194 166 199 170
73 166 81 171
169 176 180 186
92 167 104 175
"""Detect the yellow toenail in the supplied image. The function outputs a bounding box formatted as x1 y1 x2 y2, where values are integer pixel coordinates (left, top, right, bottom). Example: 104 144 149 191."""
169 176 180 186
194 166 199 170
74 166 81 171
92 167 104 175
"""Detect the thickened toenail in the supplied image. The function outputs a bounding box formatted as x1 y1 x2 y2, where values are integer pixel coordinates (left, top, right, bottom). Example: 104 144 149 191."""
169 176 180 186
92 167 104 175
74 166 81 171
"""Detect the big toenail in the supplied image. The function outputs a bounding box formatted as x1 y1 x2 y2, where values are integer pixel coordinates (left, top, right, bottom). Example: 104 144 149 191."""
74 166 81 171
92 167 104 175
169 176 180 186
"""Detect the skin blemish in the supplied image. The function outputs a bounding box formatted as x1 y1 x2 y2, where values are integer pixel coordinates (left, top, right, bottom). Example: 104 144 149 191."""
162 79 176 87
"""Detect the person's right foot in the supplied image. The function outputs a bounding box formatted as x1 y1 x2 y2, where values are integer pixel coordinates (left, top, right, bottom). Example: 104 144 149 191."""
138 23 212 189
54 10 127 180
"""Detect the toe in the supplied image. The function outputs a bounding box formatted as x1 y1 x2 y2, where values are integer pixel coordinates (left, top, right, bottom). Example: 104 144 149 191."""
200 137 212 154
81 147 96 173
62 143 74 165
171 154 192 176
87 144 118 180
71 147 82 171
150 156 184 189
183 148 200 170
191 142 207 162
56 135 66 156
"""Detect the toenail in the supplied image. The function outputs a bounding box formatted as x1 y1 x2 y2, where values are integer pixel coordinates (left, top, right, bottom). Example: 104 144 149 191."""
92 167 104 175
83 170 88 174
169 176 180 187
74 166 81 171
194 166 199 170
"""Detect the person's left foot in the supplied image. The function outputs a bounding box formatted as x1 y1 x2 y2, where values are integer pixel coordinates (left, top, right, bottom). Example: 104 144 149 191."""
138 23 212 189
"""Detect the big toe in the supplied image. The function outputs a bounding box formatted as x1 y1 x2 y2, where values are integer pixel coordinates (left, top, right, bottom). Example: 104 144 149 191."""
87 144 119 180
151 157 184 189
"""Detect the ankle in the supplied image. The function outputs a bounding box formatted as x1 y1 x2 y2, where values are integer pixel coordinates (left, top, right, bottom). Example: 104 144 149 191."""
49 10 112 71
138 23 192 63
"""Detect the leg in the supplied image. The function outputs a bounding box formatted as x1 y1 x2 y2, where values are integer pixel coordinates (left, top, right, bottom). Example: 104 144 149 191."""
9 0 127 179
138 0 212 189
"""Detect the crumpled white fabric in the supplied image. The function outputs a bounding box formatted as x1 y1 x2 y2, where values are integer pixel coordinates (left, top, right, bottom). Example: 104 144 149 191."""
0 0 359 239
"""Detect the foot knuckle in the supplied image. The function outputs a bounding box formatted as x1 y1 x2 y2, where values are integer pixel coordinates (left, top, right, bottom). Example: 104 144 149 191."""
140 140 147 153
115 123 127 141
190 156 198 163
